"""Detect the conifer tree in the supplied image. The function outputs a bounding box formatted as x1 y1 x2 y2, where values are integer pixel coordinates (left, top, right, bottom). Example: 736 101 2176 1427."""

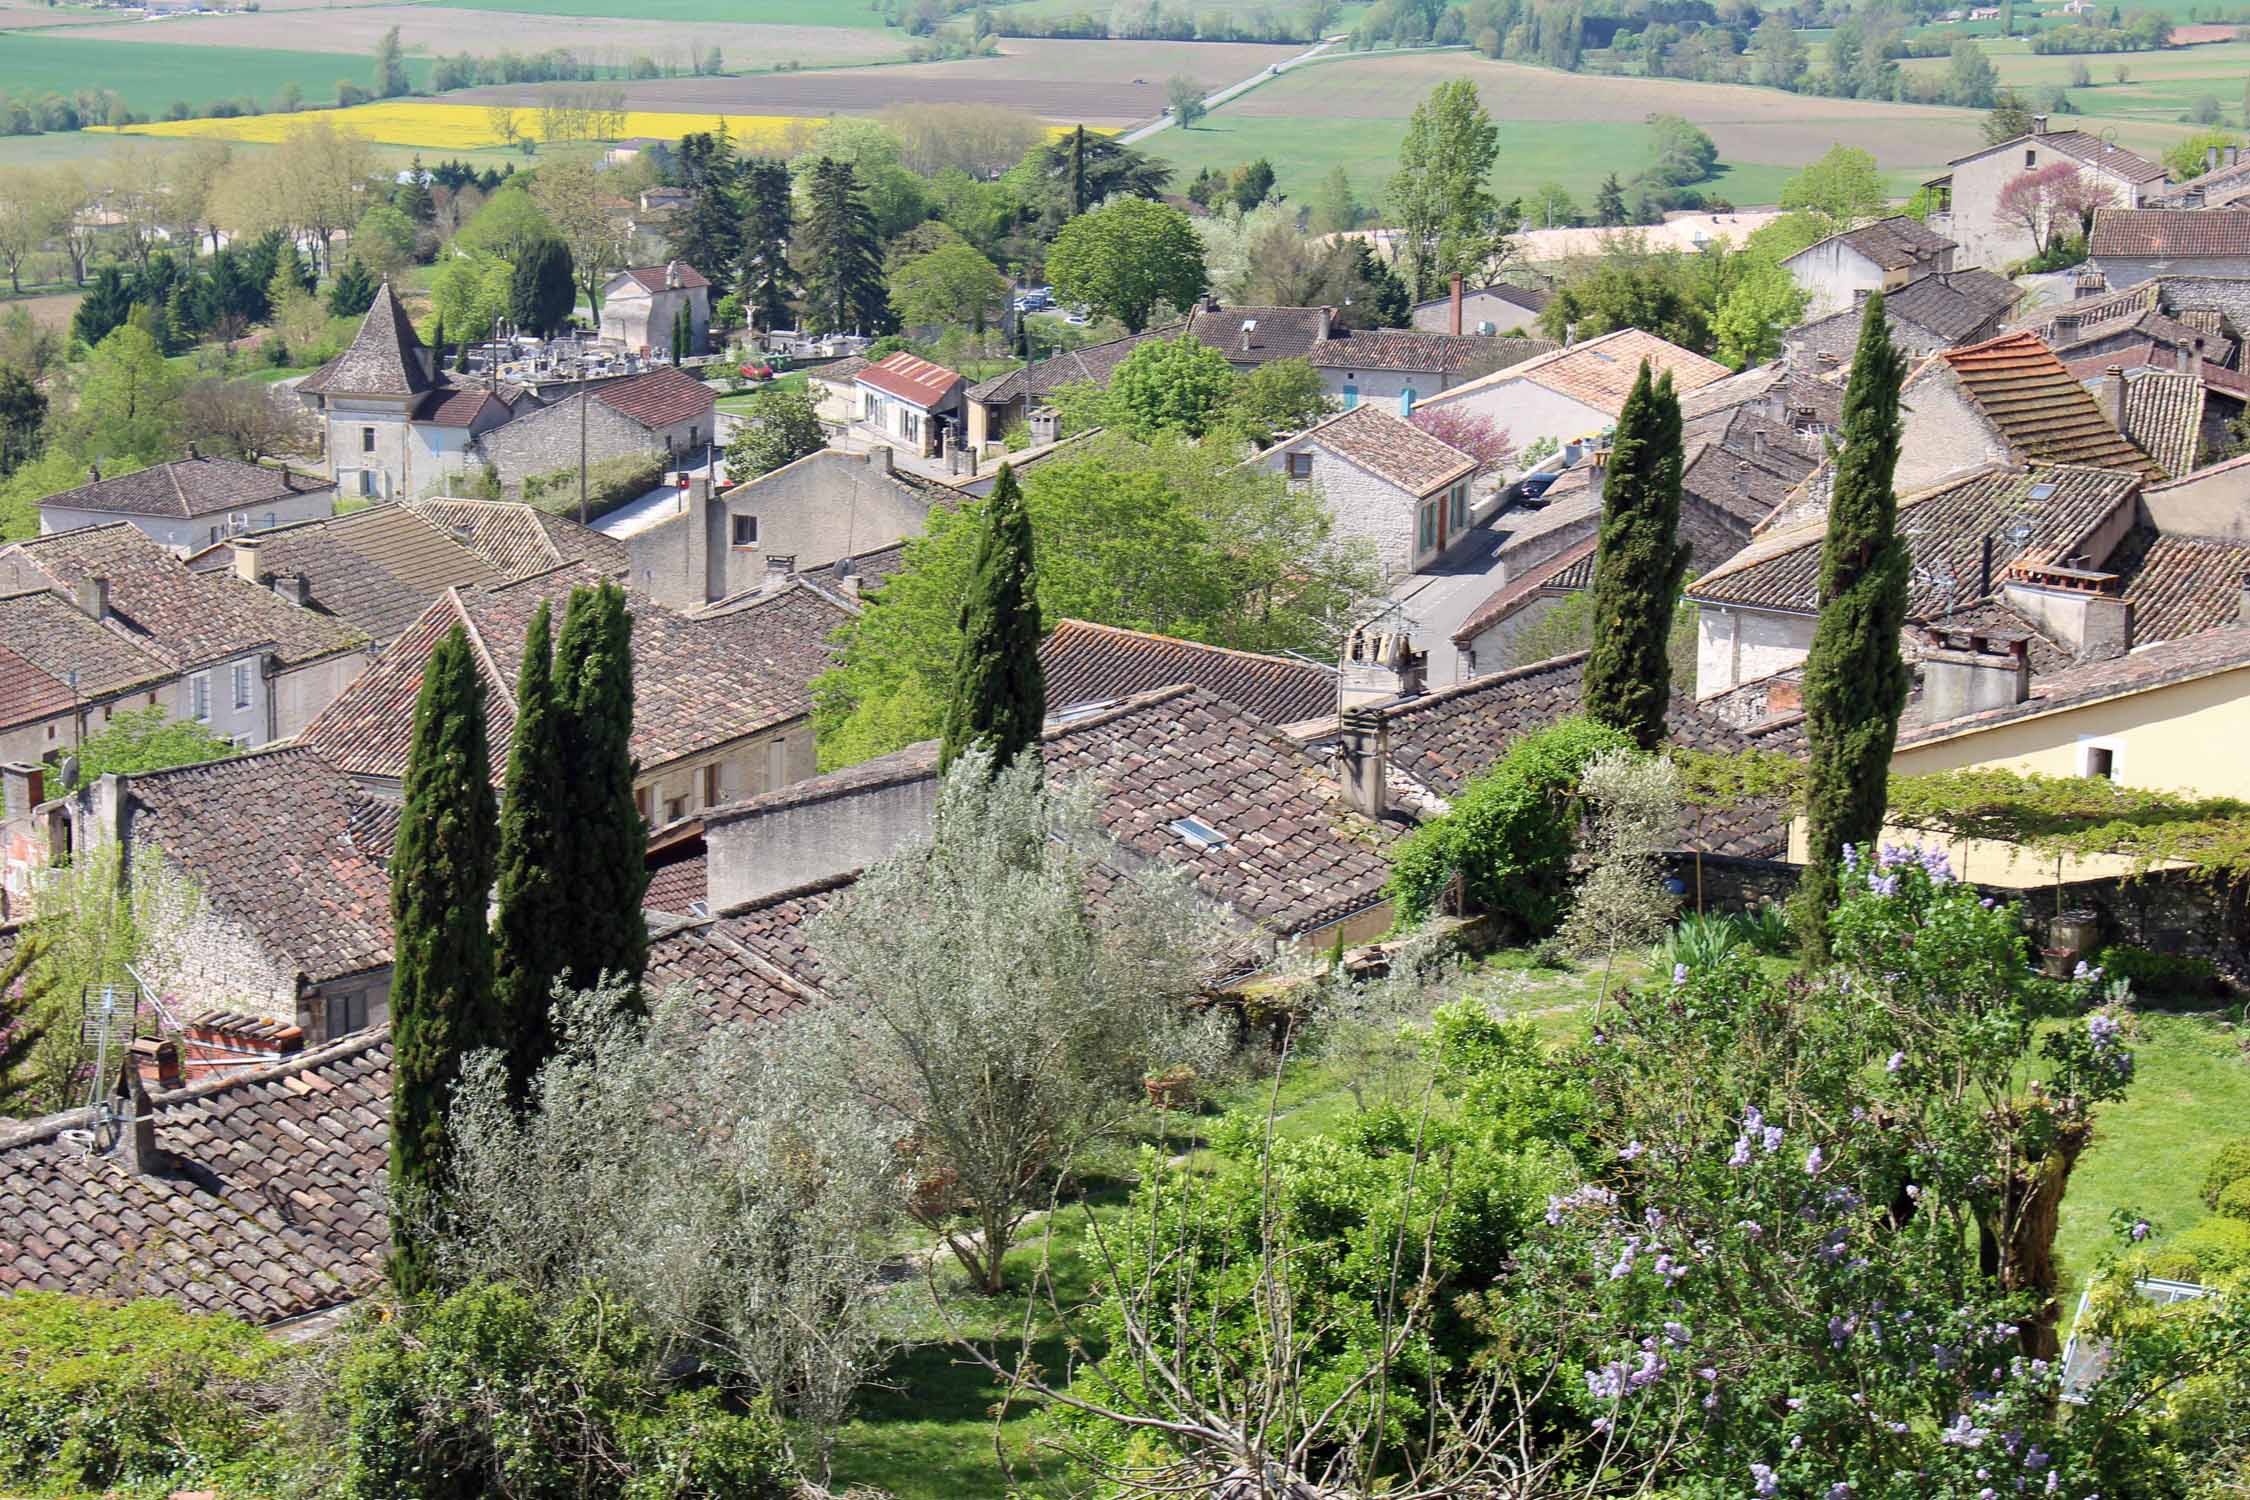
737 159 798 334
939 464 1044 776
0 926 51 1117
797 159 892 336
1582 360 1687 751
387 625 500 1296
429 312 446 372
554 582 649 1002
326 258 378 318
1793 293 1910 964
493 601 570 1100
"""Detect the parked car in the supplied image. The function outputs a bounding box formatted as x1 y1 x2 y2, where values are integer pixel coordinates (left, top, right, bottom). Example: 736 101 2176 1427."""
1516 471 1560 501
739 363 774 381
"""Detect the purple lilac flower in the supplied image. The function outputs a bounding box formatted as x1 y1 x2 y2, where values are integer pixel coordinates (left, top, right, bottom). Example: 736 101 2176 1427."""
1841 842 1858 869
1673 962 1689 986
1805 1145 1826 1175
1939 1415 1988 1449
1585 1362 1627 1401
1763 1125 1786 1154
1750 1463 1779 1497
1620 1139 1645 1161
2131 1220 2150 1242
1663 1321 1691 1346
1728 1137 1752 1168
1886 1051 1906 1074
1868 871 1900 897
1829 1485 1853 1500
2025 1447 2050 1473
1738 1219 1764 1239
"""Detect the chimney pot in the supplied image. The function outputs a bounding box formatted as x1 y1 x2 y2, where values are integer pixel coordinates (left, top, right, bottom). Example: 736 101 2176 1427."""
110 1057 167 1177
1337 622 1427 710
231 540 262 583
184 441 197 461
1449 273 1464 336
2102 364 2127 431
2031 113 2049 135
75 575 109 622
1338 706 1390 821
1916 630 2032 724
2177 340 2196 373
867 444 894 476
2209 145 2222 172
1318 304 1336 343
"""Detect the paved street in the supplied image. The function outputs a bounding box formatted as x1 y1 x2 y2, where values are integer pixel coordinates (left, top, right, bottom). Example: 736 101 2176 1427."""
1380 511 1518 690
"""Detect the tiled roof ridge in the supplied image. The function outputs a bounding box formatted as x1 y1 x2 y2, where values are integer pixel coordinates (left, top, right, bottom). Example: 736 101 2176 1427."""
1048 617 1326 674
1380 649 1591 718
0 1023 390 1152
439 585 512 708
657 916 831 1008
1451 538 1599 645
708 868 864 920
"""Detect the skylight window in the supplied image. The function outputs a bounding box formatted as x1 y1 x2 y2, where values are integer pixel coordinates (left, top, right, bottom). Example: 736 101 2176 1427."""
2026 483 2058 501
1169 816 1229 851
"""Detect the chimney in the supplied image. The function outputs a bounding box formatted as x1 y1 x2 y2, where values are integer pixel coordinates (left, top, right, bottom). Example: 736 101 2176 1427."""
1564 321 1578 348
1585 446 1610 504
87 462 100 484
274 573 311 608
762 554 793 592
1338 705 1390 821
1916 628 2031 724
665 259 682 290
1337 622 1427 710
2031 114 2049 135
2177 339 2197 373
1027 408 1060 447
1449 273 1464 336
2209 145 2222 173
1 761 45 818
109 1057 168 1177
866 444 894 476
2231 146 2243 168
75 575 109 622
130 1036 182 1091
1239 318 1256 353
183 441 198 461
1749 428 1766 461
183 1011 304 1076
2052 310 2081 340
834 557 861 600
1317 305 1336 342
231 539 263 583
2101 364 2127 431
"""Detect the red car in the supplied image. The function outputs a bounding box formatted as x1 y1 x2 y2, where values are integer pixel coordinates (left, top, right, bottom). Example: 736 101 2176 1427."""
738 363 774 381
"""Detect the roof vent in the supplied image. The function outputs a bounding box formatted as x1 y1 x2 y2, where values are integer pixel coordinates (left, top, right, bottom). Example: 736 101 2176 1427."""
1168 815 1229 851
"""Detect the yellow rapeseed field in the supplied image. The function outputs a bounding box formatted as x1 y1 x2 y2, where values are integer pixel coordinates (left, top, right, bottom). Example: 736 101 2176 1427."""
101 102 824 152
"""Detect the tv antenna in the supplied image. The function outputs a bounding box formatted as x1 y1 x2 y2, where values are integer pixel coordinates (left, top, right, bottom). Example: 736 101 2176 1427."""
74 980 138 1155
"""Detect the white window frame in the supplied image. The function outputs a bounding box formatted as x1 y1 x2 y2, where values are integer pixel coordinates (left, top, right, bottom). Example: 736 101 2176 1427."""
190 672 211 722
231 660 253 710
731 513 758 547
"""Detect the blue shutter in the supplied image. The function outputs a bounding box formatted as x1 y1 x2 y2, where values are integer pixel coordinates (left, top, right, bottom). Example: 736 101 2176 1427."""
1342 382 1358 410
1399 386 1417 416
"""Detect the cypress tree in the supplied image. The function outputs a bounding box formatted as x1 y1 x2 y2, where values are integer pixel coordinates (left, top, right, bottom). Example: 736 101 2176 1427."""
1582 359 1688 751
798 159 892 336
1069 125 1088 215
1793 293 1911 964
387 625 500 1297
493 601 571 1100
737 158 798 335
939 463 1045 776
554 581 649 1002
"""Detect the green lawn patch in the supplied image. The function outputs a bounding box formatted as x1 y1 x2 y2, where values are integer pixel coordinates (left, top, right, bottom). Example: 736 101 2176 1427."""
429 0 895 24
0 34 434 116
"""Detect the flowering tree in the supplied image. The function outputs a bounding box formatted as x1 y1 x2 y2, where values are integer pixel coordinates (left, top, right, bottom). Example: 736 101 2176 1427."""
1409 404 1513 474
1996 162 2108 257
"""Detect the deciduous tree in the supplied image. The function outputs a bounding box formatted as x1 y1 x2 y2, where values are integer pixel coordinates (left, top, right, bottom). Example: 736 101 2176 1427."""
723 385 825 480
1046 196 1207 333
528 157 631 323
1166 74 1207 127
1387 79 1501 300
891 239 1007 334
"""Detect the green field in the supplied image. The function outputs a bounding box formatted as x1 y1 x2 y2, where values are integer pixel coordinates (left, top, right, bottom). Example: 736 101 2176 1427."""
1904 36 2250 129
0 33 434 116
430 0 898 22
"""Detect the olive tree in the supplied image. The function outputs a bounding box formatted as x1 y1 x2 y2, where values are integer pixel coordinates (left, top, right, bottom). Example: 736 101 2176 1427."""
804 749 1230 1293
435 978 898 1480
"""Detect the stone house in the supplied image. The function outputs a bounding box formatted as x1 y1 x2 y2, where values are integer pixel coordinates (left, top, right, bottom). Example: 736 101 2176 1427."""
296 284 528 503
1782 216 1960 321
852 351 965 458
1784 269 2021 367
471 365 717 489
301 562 850 828
1414 328 1730 457
807 355 870 430
630 454 969 610
0 523 370 759
1303 328 1555 411
35 453 334 555
1253 404 1477 577
2089 209 2250 290
1922 119 2166 270
598 261 711 359
1408 280 1552 336
1893 330 2164 492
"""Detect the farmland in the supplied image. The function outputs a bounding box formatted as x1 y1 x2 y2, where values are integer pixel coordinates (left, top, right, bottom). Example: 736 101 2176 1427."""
108 102 829 152
1150 49 2205 209
451 37 1298 126
60 6 907 70
0 32 434 116
1901 36 2250 131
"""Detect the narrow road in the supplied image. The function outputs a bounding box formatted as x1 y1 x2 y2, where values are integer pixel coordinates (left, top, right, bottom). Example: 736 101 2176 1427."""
1116 34 1345 145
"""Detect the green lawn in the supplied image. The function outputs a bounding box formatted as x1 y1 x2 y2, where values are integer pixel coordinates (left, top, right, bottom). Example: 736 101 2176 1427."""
0 34 434 116
1902 38 2250 131
430 0 897 23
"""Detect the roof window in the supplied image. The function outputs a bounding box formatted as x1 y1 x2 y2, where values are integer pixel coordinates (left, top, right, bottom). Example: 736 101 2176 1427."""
2026 482 2058 501
1169 816 1230 851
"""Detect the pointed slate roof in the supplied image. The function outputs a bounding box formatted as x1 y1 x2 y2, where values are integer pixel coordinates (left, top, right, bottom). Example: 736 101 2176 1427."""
299 282 432 398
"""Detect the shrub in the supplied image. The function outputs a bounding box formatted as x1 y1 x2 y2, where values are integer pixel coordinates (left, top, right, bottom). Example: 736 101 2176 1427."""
2097 944 2224 1005
1387 716 1632 930
0 1293 288 1495
2149 1217 2250 1281
519 452 668 520
1734 902 1795 956
2203 1139 2250 1209
1660 910 1743 972
2217 1178 2250 1223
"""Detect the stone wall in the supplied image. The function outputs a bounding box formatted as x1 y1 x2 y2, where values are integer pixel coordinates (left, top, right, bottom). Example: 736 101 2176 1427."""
473 393 669 490
707 770 939 911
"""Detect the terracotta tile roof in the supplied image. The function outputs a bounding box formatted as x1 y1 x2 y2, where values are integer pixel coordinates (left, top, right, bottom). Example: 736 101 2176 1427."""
591 365 717 429
2108 369 2205 480
1680 407 1821 525
1677 360 1845 430
811 354 872 386
302 571 847 782
1040 619 1337 725
297 282 431 398
619 261 710 292
0 1029 392 1324
412 384 511 428
0 640 74 731
1690 463 2143 616
1304 329 1555 375
1431 328 1728 419
1182 304 1333 363
1291 404 1476 495
2064 343 2250 399
710 687 1399 939
0 588 172 707
964 327 1174 405
2090 209 2250 260
185 505 503 641
2015 281 2158 335
1374 652 1801 856
123 746 395 985
1902 624 2250 743
1883 268 2021 342
646 875 849 1027
405 499 630 579
2109 529 2250 644
1814 215 1957 272
1452 537 1597 646
1926 332 2163 479
36 456 329 521
1409 281 1552 317
856 351 963 408
5 524 367 671
644 848 707 915
1956 129 2165 185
